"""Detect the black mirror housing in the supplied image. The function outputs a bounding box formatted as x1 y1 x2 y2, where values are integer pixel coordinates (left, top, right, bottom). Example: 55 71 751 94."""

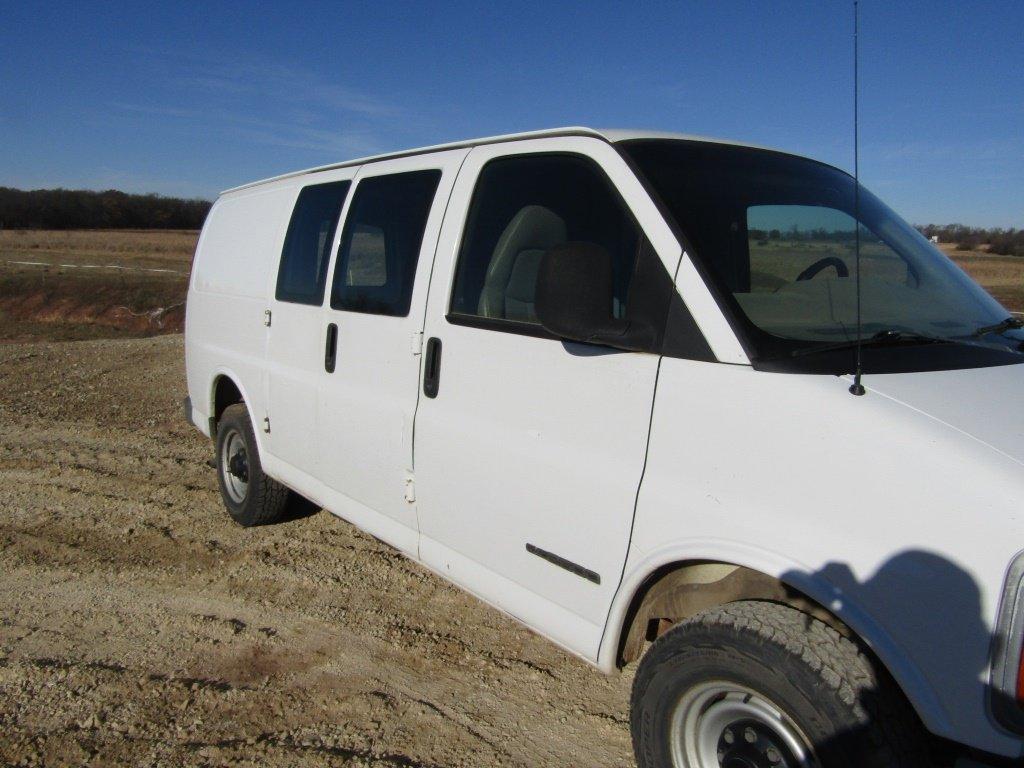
536 242 655 352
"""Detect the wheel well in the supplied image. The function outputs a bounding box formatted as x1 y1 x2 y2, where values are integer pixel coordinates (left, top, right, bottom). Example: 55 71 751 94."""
619 562 939 759
212 376 244 428
617 561 854 668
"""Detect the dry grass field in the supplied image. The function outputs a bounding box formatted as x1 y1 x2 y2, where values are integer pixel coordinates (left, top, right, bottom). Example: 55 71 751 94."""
1 229 1020 344
0 229 198 269
940 243 1024 313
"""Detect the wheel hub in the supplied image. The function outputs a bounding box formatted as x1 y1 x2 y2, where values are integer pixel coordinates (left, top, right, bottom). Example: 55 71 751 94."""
669 682 816 768
220 429 250 504
716 720 798 768
228 451 249 482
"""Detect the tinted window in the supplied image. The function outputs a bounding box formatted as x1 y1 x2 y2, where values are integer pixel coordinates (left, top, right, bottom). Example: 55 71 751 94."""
623 139 1022 373
331 170 441 316
276 181 351 305
450 154 641 326
346 224 387 286
746 205 912 296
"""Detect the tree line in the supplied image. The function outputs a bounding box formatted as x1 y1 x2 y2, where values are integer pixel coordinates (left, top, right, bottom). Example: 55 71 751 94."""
0 187 212 230
750 223 1023 257
916 223 1024 257
748 227 859 243
1 186 1021 257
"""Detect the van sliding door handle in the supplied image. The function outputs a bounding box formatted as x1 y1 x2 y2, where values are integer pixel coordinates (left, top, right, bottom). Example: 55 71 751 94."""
325 323 338 373
423 337 442 398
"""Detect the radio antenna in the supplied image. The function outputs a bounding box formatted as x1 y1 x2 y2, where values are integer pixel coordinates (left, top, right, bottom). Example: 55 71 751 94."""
849 0 866 396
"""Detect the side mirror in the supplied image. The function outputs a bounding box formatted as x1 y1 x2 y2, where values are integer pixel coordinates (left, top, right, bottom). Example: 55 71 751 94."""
535 242 655 352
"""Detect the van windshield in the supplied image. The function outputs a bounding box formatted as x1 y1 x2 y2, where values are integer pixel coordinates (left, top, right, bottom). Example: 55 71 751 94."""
621 139 1024 373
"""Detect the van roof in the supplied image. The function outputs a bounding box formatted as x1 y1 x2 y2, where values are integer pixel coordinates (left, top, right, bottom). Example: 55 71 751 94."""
221 126 784 195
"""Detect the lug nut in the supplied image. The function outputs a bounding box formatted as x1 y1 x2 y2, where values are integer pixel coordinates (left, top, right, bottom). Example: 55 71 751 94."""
744 727 757 744
722 728 735 744
766 746 781 764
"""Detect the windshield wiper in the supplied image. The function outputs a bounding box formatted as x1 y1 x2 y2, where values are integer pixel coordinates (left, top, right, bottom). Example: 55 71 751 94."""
971 316 1024 337
790 329 953 358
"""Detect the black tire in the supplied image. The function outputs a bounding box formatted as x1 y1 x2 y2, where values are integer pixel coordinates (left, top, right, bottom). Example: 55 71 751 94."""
630 601 930 768
215 403 290 527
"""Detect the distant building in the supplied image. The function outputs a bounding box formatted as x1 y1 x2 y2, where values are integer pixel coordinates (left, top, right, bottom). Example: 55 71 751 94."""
930 235 940 243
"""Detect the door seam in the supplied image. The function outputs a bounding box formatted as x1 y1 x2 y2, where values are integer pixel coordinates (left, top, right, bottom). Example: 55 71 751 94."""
409 148 474 557
595 249 682 665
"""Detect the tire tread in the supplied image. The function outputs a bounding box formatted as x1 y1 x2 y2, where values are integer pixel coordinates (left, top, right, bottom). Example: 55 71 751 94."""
630 600 930 767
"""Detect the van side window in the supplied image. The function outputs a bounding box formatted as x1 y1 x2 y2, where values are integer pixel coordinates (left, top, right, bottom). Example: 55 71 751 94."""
331 170 442 317
449 154 641 327
276 181 351 305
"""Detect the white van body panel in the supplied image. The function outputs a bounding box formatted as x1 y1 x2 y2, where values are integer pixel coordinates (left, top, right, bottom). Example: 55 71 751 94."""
612 356 1024 755
261 449 423 558
867 362 1024 466
186 185 295 442
184 127 1024 760
315 149 470 538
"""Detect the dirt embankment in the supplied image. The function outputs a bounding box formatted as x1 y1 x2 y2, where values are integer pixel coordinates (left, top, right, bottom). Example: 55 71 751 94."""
0 273 188 341
0 230 195 342
0 335 635 767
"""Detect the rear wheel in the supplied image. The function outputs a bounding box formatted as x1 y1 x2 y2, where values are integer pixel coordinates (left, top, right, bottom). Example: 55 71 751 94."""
215 404 290 526
630 601 930 768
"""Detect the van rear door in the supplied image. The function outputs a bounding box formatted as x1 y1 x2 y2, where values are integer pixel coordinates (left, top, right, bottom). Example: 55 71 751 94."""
315 150 468 556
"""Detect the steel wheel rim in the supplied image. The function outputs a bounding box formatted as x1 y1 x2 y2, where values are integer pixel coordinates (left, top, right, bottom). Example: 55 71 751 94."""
669 681 817 768
220 429 249 504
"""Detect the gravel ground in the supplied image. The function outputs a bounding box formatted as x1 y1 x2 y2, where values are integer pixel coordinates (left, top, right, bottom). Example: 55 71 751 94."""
0 334 634 767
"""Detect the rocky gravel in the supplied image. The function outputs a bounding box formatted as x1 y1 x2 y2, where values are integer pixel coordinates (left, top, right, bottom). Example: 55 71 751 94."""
0 334 634 767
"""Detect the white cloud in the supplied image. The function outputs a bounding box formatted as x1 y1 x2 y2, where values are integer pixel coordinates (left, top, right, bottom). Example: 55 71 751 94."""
113 46 409 158
167 56 398 118
111 101 382 157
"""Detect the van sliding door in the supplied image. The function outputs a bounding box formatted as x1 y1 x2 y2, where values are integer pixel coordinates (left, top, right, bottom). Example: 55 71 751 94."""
264 175 355 477
314 149 469 557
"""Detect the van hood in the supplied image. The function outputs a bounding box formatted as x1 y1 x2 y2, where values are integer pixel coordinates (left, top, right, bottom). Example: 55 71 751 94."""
865 362 1024 466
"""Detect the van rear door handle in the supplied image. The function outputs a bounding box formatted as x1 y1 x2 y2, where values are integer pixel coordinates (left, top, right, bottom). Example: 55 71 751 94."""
423 337 441 398
325 323 338 373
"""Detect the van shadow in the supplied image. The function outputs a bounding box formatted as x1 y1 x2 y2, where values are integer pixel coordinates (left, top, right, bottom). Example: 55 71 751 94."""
274 494 322 525
780 550 1019 766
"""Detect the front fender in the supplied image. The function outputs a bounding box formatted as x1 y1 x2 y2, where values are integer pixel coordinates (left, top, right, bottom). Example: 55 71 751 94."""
615 357 1024 758
598 540 951 740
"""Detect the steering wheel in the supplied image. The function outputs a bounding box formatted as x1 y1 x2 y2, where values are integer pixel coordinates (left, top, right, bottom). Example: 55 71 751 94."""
796 256 849 282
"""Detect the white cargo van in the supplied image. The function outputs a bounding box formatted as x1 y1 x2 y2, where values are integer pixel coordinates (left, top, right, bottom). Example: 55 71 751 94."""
184 127 1024 767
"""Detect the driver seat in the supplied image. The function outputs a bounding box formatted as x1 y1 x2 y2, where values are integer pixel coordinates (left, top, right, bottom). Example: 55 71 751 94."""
477 205 567 322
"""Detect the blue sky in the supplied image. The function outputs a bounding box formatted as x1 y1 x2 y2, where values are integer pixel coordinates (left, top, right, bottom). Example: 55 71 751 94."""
1 1 1021 226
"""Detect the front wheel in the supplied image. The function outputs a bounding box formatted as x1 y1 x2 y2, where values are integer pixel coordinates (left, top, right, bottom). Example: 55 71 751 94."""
630 601 930 768
215 404 290 526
